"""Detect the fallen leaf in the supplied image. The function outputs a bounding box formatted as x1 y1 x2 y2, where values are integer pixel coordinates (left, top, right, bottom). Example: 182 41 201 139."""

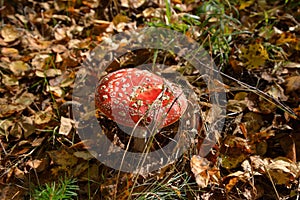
241 43 269 69
223 171 250 191
9 61 31 76
1 47 19 57
34 107 52 125
47 149 78 167
1 73 19 86
31 54 52 70
221 136 252 169
1 25 19 42
190 155 220 188
265 157 299 186
239 0 255 10
13 167 25 180
286 76 300 93
59 117 74 136
73 151 94 160
46 85 64 97
284 62 300 69
112 14 131 26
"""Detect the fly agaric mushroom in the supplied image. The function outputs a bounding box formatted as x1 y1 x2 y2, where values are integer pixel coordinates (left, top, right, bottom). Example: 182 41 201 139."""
95 68 187 130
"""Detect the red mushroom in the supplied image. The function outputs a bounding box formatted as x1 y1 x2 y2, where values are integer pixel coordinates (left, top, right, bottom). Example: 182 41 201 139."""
95 68 187 130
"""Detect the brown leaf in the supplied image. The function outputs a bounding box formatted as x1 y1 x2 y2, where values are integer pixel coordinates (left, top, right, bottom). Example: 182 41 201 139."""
112 14 131 26
1 73 19 86
286 76 300 93
9 61 31 76
190 155 220 188
120 0 146 8
1 25 19 42
1 47 19 57
73 151 94 160
46 85 64 97
221 136 252 169
240 43 269 69
34 107 52 125
13 167 25 180
31 54 52 70
265 157 299 186
280 134 296 162
47 149 78 167
59 117 75 136
284 62 300 69
242 112 263 134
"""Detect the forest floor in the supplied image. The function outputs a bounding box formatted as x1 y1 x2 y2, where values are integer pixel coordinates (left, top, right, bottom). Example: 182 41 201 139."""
1 0 300 199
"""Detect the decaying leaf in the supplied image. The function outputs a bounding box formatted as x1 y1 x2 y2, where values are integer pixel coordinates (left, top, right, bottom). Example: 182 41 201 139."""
59 117 75 136
242 112 263 134
284 62 300 69
239 0 255 10
286 76 300 93
31 54 52 70
113 14 131 26
47 149 78 168
46 85 64 97
275 32 298 45
191 155 220 188
1 73 19 86
26 159 47 172
120 0 146 8
34 107 52 125
9 61 31 76
241 43 269 69
265 157 299 187
35 68 62 78
73 151 94 160
1 47 19 57
221 136 252 169
0 92 35 118
1 25 19 42
223 170 250 191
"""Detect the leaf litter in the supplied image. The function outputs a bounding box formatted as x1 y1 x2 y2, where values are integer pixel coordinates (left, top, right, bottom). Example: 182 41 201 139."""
0 0 300 199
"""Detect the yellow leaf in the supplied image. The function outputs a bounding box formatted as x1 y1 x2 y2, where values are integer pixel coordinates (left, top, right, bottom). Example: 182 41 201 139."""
241 43 269 69
239 0 255 10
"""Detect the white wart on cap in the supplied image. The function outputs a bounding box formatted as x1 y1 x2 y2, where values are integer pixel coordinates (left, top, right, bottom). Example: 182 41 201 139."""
95 68 187 129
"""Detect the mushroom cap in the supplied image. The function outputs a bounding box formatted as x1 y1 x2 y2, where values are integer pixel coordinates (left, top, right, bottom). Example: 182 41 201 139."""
95 68 187 128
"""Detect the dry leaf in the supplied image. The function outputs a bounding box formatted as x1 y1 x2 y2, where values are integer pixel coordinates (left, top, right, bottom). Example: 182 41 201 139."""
190 155 219 188
9 61 30 76
47 149 78 167
242 112 263 134
112 14 131 26
46 85 64 97
284 62 300 69
221 136 252 169
223 171 250 191
1 25 19 42
265 157 299 186
120 0 146 8
239 0 255 10
31 54 52 70
286 76 300 93
34 107 52 125
1 73 19 86
1 47 19 57
59 117 74 136
54 27 68 41
36 69 62 78
73 151 94 160
13 167 25 179
241 43 269 69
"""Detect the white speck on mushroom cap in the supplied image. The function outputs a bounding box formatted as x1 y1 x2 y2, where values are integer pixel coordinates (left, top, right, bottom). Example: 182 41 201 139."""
95 68 188 128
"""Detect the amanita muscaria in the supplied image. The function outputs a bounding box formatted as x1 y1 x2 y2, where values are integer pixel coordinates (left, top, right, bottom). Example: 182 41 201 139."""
95 68 187 130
